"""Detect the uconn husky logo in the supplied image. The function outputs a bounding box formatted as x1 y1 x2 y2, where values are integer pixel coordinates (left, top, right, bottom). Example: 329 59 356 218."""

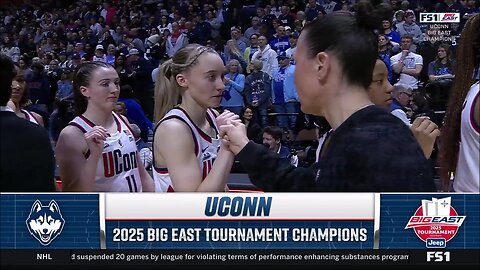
26 200 65 246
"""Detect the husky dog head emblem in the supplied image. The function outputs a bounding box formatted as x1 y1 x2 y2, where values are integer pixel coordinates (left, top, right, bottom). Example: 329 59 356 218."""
26 200 65 246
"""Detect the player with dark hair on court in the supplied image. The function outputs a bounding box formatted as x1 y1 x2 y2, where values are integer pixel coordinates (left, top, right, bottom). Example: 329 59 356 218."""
55 61 154 192
7 66 44 126
219 1 436 192
440 14 480 192
368 58 440 159
153 44 240 192
0 54 56 191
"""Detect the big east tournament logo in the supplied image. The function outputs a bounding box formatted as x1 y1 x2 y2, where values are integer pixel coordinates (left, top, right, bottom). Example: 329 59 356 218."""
405 197 465 248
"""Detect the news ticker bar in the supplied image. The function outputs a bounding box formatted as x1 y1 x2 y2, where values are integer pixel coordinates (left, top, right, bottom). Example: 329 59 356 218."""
1 250 478 266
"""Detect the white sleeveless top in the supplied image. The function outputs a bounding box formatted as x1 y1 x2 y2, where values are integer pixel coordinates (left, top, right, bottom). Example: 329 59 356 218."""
21 109 39 125
68 112 142 192
153 107 220 192
454 81 479 192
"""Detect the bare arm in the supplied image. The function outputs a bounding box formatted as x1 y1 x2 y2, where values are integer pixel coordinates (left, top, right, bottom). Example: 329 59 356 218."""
154 120 233 192
137 154 155 192
402 64 423 77
429 74 455 82
392 60 404 74
55 126 104 191
392 51 410 74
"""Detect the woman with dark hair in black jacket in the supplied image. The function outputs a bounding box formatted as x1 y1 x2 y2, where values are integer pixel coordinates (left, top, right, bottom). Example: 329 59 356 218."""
239 105 262 144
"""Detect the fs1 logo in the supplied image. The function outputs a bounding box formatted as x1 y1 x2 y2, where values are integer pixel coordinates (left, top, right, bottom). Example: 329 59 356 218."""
26 200 65 246
427 251 451 262
420 13 460 23
405 197 465 248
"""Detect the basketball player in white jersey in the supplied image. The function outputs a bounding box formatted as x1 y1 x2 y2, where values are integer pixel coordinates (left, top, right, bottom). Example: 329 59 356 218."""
55 61 155 192
440 14 480 192
315 58 440 162
153 44 240 192
8 67 44 126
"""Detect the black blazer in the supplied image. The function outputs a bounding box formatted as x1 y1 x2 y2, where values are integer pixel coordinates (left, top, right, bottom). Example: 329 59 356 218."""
0 111 56 191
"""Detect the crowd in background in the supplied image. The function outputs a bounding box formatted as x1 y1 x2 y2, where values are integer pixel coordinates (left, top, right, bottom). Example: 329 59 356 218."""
1 0 479 182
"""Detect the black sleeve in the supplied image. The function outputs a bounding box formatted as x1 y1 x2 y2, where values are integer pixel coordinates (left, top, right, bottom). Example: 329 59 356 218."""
257 74 271 106
248 123 263 144
31 128 56 191
135 61 151 79
236 141 316 192
244 77 253 105
324 121 436 192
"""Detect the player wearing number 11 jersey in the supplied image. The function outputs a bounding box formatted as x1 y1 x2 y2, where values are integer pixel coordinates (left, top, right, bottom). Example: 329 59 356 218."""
55 62 154 192
68 112 142 191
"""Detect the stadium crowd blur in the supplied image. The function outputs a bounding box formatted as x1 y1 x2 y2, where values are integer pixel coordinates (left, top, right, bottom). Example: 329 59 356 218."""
1 0 478 189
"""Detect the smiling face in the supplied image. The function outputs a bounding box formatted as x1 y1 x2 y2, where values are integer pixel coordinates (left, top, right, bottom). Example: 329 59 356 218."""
228 60 239 73
262 132 280 151
177 52 226 108
243 107 253 121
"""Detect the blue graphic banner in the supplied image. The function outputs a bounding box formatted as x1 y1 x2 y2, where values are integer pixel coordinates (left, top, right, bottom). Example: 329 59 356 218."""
0 194 100 249
105 221 374 249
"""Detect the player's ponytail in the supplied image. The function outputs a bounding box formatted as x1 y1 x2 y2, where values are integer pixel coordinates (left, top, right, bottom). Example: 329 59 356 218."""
154 59 179 124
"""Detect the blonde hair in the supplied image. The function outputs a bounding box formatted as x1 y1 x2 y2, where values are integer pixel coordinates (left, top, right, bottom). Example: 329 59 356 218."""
154 44 216 123
227 39 242 57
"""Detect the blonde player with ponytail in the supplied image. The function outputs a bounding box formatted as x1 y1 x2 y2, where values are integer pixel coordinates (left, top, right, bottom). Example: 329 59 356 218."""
152 44 239 192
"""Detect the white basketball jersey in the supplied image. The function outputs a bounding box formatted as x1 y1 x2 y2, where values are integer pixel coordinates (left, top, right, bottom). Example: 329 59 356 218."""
68 112 142 192
21 109 39 125
153 107 220 192
454 81 480 192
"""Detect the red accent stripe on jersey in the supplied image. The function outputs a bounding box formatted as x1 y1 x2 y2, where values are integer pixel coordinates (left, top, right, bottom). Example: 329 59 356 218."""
112 112 122 132
114 111 132 133
154 167 169 174
79 114 96 127
68 122 87 133
206 108 219 137
470 90 480 134
84 149 90 159
175 107 212 143
202 162 207 180
21 109 31 121
167 185 175 192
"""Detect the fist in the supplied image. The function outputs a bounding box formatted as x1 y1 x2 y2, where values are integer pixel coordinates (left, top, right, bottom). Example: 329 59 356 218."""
84 126 109 156
216 110 240 127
